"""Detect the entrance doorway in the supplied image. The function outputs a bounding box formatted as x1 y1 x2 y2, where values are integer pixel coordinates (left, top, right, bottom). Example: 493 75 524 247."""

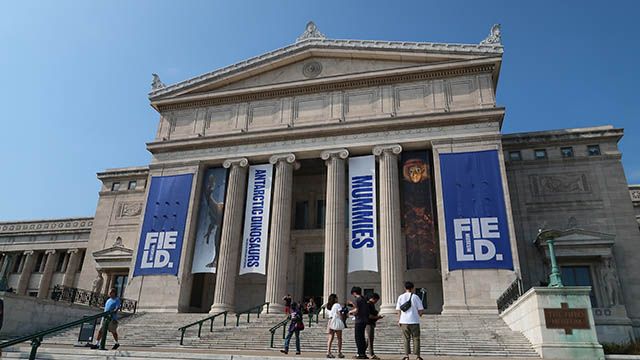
303 252 324 305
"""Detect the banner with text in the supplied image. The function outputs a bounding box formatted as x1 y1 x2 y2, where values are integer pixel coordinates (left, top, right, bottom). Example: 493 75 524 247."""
192 167 228 274
440 150 514 271
133 174 194 277
239 164 274 275
400 150 438 269
348 155 378 273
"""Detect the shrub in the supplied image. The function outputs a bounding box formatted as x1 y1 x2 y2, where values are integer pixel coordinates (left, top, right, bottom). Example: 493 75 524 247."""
602 340 640 355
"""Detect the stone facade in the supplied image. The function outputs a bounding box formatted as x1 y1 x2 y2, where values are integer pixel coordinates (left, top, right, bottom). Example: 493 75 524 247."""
2 24 639 342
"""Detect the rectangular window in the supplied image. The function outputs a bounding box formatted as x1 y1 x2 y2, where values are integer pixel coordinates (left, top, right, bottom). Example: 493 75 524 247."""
28 291 38 297
561 147 574 158
34 252 45 273
316 200 326 229
587 144 601 156
12 254 23 273
76 251 85 272
55 252 66 273
561 265 597 307
128 180 137 190
294 201 309 230
508 151 522 161
534 149 547 160
111 182 120 191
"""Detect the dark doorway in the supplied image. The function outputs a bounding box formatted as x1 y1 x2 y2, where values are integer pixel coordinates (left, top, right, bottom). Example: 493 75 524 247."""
303 252 324 305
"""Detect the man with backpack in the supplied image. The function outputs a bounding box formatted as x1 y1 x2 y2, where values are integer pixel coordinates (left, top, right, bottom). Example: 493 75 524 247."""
396 281 424 360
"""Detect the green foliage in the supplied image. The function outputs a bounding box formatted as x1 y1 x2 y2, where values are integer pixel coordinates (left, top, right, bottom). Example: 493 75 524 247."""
601 340 640 355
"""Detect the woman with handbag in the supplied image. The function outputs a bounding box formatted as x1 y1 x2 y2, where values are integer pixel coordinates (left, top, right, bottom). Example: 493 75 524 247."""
326 294 345 358
281 302 304 355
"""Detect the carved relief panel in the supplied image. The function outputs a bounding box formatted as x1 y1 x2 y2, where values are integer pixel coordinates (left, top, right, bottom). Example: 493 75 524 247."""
204 105 240 135
530 173 591 196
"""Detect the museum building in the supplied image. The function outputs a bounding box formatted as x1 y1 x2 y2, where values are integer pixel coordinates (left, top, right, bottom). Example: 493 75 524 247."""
1 23 639 342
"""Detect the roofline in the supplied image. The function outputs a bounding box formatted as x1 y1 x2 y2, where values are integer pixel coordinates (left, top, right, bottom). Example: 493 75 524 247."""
501 125 623 146
97 166 149 180
149 38 503 101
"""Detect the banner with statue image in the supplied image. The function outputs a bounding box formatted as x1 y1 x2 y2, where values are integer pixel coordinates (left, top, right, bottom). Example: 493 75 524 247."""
400 150 438 269
191 167 228 274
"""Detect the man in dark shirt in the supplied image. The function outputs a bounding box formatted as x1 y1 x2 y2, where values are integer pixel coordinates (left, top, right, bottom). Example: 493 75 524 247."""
349 286 370 359
366 293 382 359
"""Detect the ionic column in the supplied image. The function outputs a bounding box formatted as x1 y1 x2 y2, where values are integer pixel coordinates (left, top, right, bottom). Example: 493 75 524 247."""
321 149 349 303
16 250 36 295
38 249 58 299
62 249 80 287
263 153 296 313
373 144 404 314
210 158 249 314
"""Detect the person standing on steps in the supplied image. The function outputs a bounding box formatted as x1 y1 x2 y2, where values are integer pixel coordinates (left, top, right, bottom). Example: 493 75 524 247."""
283 294 293 315
281 302 304 355
366 293 383 359
325 294 345 358
396 281 424 360
348 286 370 359
91 288 121 350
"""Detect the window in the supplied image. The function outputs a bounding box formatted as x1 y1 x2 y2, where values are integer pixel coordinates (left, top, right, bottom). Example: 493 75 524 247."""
76 251 85 272
316 200 326 229
508 151 522 161
128 180 137 190
113 275 128 298
111 182 120 191
55 252 67 273
587 145 601 156
294 201 309 230
561 147 574 158
28 291 38 297
34 252 46 273
561 266 597 307
12 254 24 273
534 149 547 160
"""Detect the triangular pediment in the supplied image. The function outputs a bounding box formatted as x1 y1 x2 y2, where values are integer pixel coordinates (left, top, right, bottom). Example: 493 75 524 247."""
93 245 133 259
536 228 615 247
149 38 502 106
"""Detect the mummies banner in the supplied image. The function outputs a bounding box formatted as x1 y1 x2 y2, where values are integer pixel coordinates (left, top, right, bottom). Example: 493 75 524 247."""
133 174 194 277
439 150 514 271
192 168 228 274
348 155 378 273
239 164 274 275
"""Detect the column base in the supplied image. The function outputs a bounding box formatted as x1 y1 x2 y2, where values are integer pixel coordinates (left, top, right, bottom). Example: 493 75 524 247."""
264 303 284 315
379 303 398 315
210 303 234 314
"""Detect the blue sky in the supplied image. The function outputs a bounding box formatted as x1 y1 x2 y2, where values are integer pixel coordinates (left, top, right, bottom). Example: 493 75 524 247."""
0 0 638 220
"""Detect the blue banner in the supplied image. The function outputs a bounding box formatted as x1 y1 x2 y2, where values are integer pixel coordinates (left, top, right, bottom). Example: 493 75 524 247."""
440 150 513 271
133 174 194 277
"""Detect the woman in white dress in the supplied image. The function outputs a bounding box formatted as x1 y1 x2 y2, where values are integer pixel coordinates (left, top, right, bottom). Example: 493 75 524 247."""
326 293 345 358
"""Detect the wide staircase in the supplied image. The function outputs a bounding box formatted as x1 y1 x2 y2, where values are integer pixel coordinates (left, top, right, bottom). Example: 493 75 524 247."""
6 311 539 358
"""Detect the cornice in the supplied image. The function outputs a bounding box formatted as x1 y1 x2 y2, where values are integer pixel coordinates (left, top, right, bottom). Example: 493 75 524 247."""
153 60 497 112
147 107 505 155
501 126 623 148
149 38 503 101
0 217 94 236
97 166 149 180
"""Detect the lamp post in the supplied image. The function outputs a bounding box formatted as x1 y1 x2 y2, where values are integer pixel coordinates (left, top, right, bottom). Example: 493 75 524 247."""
536 229 564 288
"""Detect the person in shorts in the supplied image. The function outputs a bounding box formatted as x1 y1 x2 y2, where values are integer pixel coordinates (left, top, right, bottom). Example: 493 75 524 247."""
91 288 121 350
396 281 424 360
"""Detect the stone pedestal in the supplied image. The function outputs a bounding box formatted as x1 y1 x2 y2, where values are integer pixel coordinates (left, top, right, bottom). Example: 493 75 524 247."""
37 249 58 299
500 286 604 359
211 158 249 314
373 144 404 315
263 154 295 314
321 149 349 303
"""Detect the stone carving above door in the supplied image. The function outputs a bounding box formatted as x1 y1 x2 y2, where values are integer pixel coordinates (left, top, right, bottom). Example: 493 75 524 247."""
530 173 590 196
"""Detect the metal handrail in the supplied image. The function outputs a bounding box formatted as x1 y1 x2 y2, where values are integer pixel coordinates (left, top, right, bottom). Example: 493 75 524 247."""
0 310 115 359
177 311 228 345
51 285 138 313
235 302 269 326
308 305 325 327
268 316 291 348
497 277 524 314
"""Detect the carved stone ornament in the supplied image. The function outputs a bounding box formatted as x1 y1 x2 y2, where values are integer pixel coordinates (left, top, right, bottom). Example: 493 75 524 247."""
630 189 640 202
601 256 623 307
91 270 104 294
113 236 123 247
296 21 326 42
480 24 502 45
530 173 589 196
302 61 323 78
118 202 142 218
151 73 166 91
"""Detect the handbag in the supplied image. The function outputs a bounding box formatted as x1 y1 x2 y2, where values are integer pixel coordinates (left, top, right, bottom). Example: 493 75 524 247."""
399 294 413 312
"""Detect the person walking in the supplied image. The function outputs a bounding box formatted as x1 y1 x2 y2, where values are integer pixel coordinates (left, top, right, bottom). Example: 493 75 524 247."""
281 302 303 355
283 294 293 315
325 294 345 358
348 286 370 359
366 293 383 359
396 281 424 360
91 288 121 350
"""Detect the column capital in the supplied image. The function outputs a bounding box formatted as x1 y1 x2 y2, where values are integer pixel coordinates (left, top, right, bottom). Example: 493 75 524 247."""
223 157 249 169
67 248 80 254
23 250 34 256
373 144 402 157
45 249 56 255
269 153 296 165
320 149 349 162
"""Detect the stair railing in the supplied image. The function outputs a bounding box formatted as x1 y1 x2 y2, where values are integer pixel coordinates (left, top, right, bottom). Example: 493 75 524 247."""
308 305 325 327
235 302 269 326
268 315 291 348
177 311 228 345
496 277 524 314
50 285 138 314
0 310 115 360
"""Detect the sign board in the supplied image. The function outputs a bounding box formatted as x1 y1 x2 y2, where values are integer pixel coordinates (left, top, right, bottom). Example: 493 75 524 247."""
348 155 378 273
544 302 590 334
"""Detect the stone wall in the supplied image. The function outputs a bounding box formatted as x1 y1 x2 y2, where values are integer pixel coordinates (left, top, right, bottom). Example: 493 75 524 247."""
0 291 100 337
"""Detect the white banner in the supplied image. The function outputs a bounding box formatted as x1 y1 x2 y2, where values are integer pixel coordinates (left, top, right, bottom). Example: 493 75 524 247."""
239 164 273 275
348 155 378 273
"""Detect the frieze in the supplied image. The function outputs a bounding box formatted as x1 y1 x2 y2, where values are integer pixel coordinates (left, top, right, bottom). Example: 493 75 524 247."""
529 173 590 196
630 189 640 203
116 202 143 218
0 218 94 235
